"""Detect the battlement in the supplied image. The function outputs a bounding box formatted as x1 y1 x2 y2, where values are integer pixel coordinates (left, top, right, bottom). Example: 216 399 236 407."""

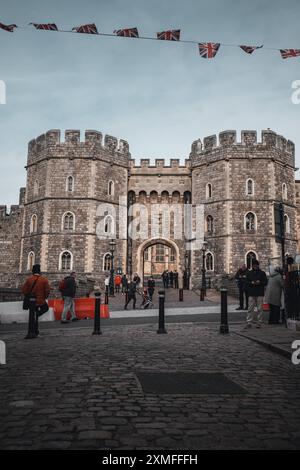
28 129 130 158
190 130 295 156
0 204 22 219
129 158 191 170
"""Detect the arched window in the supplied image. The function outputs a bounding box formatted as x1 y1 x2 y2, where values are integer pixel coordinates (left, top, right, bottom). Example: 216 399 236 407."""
139 191 147 203
284 214 290 234
172 191 180 203
170 247 176 262
30 214 38 234
206 215 214 233
206 183 212 199
103 253 112 271
60 251 73 271
108 180 114 196
150 191 158 203
63 212 75 231
104 215 114 236
246 178 254 196
184 191 191 204
246 251 257 270
205 252 214 271
161 191 169 202
67 176 74 192
27 252 35 271
245 212 256 231
33 180 39 196
282 183 287 201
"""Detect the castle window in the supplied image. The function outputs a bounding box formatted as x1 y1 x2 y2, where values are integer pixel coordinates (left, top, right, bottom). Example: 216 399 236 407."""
139 191 147 203
284 214 290 234
282 183 288 201
161 191 169 203
27 252 35 271
206 215 214 233
144 247 150 262
246 178 254 196
172 191 180 203
150 191 158 203
67 176 74 192
33 180 39 196
170 247 176 262
108 180 115 196
63 212 75 231
205 252 214 271
60 251 73 271
246 251 257 270
184 191 191 204
155 244 165 262
206 183 212 199
30 214 38 234
103 253 112 271
104 215 114 236
245 212 256 231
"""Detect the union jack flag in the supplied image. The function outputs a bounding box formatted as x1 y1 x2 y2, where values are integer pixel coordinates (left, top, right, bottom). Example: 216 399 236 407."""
240 45 263 54
156 30 180 41
280 49 300 59
0 22 17 32
29 23 58 31
113 28 139 38
72 23 98 34
198 42 220 59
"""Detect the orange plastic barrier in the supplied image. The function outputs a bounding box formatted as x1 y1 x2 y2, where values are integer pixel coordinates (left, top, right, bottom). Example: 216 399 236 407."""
263 303 270 311
53 298 110 321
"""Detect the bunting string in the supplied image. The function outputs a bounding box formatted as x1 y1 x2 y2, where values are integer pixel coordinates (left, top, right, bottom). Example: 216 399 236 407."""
0 22 299 59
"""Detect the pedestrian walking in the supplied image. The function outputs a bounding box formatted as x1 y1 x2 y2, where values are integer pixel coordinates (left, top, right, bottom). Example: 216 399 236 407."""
169 270 174 288
22 264 50 335
147 276 156 301
133 272 141 287
162 270 169 288
245 260 268 328
235 264 249 310
265 267 284 324
124 280 137 310
114 274 122 293
121 273 128 295
59 272 79 324
174 270 179 289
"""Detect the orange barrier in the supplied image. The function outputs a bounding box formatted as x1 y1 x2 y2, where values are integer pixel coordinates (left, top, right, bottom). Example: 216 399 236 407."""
263 303 270 311
47 299 55 308
53 298 110 321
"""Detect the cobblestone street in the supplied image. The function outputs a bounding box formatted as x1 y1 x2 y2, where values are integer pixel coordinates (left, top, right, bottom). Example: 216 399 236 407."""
0 321 300 450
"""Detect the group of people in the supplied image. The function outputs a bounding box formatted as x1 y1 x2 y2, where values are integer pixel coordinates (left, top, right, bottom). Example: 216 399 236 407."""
161 270 179 289
235 260 285 328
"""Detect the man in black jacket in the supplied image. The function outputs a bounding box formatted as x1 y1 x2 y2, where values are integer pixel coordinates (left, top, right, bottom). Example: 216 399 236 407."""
60 272 79 323
124 280 137 310
235 264 249 310
147 276 155 301
245 260 268 328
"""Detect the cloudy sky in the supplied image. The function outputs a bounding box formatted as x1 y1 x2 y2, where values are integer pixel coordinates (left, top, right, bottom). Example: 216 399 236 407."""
0 0 299 206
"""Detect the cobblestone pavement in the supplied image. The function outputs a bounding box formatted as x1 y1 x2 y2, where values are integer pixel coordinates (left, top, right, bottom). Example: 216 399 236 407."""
0 321 300 450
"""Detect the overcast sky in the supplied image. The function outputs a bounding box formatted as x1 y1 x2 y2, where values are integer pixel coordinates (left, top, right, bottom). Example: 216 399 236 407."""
0 0 300 206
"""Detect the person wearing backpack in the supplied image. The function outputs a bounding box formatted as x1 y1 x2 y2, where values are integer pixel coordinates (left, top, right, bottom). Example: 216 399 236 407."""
22 264 50 336
60 272 79 324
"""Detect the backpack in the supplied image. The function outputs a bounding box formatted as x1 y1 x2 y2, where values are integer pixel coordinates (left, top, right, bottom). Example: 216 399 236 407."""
59 279 66 292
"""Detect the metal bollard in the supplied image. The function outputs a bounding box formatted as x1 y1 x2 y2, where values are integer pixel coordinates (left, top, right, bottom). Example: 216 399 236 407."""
220 288 229 334
200 288 205 301
92 292 102 335
25 297 38 339
157 290 167 334
179 288 183 302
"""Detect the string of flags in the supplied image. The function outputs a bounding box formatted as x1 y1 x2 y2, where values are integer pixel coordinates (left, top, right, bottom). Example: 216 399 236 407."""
0 21 300 59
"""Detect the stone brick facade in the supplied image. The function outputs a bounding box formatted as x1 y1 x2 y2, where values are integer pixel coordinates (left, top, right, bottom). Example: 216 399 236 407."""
0 128 298 294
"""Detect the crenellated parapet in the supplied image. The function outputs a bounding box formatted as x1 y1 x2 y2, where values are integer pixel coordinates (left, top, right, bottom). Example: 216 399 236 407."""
190 129 295 167
129 158 191 171
27 129 131 165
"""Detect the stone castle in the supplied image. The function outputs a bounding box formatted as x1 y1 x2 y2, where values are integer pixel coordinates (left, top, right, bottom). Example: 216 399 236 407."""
0 128 299 294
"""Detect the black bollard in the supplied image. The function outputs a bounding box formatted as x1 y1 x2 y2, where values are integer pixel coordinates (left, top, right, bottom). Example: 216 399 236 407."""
179 288 183 302
219 288 229 334
92 292 102 335
157 290 167 334
25 297 38 339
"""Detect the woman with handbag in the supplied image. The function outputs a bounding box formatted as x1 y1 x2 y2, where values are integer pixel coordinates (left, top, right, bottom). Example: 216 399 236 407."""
22 264 50 336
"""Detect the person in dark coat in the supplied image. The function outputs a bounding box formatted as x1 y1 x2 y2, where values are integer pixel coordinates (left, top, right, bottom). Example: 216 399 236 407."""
121 274 128 295
174 270 179 289
265 267 284 324
169 271 174 287
124 280 137 310
235 264 249 310
147 276 156 301
245 260 268 328
60 272 79 323
162 270 169 288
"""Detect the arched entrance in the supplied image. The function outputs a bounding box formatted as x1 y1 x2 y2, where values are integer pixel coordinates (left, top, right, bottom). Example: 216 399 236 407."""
136 238 180 286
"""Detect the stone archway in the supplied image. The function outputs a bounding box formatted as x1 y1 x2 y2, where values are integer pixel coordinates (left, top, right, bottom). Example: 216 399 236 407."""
136 237 181 285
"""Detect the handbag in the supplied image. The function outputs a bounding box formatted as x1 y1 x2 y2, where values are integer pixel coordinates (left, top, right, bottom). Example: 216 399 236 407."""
36 303 49 316
22 277 39 310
